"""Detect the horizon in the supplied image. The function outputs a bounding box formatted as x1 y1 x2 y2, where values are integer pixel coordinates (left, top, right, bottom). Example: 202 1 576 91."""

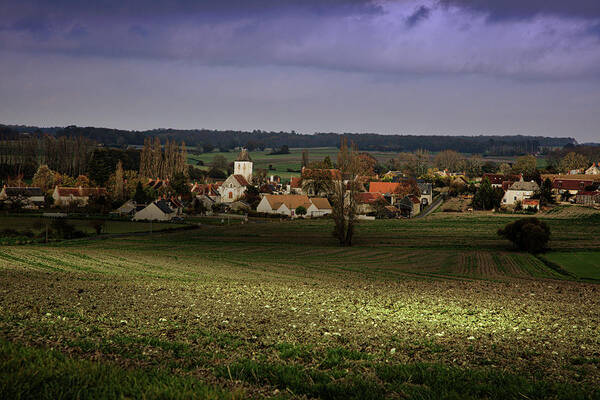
1 1 600 142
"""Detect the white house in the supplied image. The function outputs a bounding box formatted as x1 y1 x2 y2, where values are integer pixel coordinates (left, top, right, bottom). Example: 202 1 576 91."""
585 163 600 175
132 200 176 221
502 181 539 206
52 186 108 207
256 194 332 217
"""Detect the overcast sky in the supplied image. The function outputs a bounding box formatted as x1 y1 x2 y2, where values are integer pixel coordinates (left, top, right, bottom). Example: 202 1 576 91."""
1 0 599 142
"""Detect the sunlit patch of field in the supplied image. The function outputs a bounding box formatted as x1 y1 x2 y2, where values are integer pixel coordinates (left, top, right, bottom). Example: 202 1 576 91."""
1 214 599 398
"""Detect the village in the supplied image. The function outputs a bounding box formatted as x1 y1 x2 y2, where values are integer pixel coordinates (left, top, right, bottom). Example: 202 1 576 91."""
1 147 599 226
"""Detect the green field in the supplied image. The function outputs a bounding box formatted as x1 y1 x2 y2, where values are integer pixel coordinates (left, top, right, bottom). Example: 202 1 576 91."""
188 147 400 180
543 252 600 280
1 212 599 399
0 216 186 235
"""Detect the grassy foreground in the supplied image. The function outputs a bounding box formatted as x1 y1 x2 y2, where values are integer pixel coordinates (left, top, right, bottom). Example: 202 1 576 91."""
1 212 599 398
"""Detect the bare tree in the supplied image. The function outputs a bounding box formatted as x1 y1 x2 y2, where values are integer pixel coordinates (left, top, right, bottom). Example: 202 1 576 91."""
331 139 359 247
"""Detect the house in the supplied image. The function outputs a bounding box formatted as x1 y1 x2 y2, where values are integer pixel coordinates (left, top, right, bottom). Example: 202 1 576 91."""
307 197 333 217
482 173 523 188
522 199 540 211
585 163 600 175
551 178 595 195
219 149 253 203
355 192 387 216
576 191 600 206
132 200 176 221
501 181 539 206
256 194 331 217
398 195 421 218
114 199 137 216
369 180 419 205
147 178 169 191
0 186 45 208
52 186 108 207
191 182 221 202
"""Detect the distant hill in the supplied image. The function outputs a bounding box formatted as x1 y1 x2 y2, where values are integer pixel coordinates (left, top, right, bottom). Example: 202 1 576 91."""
1 123 576 155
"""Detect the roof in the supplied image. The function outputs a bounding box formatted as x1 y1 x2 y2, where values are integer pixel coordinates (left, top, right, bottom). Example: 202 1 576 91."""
236 148 252 162
576 191 600 196
154 200 174 214
2 187 43 197
522 199 539 206
191 183 219 196
263 194 311 211
552 178 595 190
542 174 600 182
356 192 386 204
310 197 332 210
483 173 522 185
369 181 416 195
508 181 539 191
232 174 250 186
55 187 107 197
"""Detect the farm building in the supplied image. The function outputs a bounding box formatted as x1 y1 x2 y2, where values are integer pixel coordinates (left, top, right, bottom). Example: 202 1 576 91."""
551 178 595 195
522 199 540 210
52 186 108 207
133 200 176 221
576 191 600 206
355 192 387 216
256 194 331 217
398 195 421 218
585 163 600 175
502 181 539 205
482 173 523 188
113 199 137 216
0 186 45 208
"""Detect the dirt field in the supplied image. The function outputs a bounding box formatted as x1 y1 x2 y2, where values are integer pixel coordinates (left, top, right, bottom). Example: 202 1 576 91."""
1 213 599 399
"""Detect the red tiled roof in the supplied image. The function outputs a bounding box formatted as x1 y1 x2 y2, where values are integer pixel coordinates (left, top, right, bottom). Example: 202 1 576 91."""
552 179 594 190
369 181 416 195
522 199 539 206
356 192 386 204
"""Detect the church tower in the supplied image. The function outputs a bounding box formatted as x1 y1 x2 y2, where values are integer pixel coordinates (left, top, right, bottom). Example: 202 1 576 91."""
234 148 253 183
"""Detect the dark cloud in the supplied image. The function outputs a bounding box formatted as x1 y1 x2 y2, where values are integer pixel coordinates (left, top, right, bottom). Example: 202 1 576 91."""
406 5 431 27
440 0 600 20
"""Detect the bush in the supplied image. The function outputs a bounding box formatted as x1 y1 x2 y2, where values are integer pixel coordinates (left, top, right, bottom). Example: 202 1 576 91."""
497 217 550 253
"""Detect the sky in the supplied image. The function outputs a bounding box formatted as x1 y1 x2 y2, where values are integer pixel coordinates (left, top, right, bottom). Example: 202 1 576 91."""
1 1 599 142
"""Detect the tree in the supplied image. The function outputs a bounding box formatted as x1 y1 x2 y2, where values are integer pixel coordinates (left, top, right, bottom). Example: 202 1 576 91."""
559 152 588 173
134 181 149 204
498 163 512 175
170 172 189 197
331 139 359 246
465 155 483 178
295 206 307 217
113 160 124 201
537 178 555 206
472 177 503 210
512 155 537 181
434 150 463 172
414 149 430 177
301 169 333 196
75 175 91 187
498 217 550 253
32 165 55 192
302 150 309 168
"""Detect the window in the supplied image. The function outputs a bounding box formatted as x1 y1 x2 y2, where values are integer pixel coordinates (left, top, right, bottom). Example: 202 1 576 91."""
228 192 232 199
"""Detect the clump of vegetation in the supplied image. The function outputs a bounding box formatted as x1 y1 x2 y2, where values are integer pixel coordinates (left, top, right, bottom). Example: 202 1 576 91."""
472 177 503 210
498 217 550 253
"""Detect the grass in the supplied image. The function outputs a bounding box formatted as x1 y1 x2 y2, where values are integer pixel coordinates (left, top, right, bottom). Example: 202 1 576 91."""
0 340 233 400
542 252 600 280
0 211 599 398
0 215 186 236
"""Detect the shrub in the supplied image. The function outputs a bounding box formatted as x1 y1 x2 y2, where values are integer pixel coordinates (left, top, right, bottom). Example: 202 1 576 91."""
497 217 550 253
